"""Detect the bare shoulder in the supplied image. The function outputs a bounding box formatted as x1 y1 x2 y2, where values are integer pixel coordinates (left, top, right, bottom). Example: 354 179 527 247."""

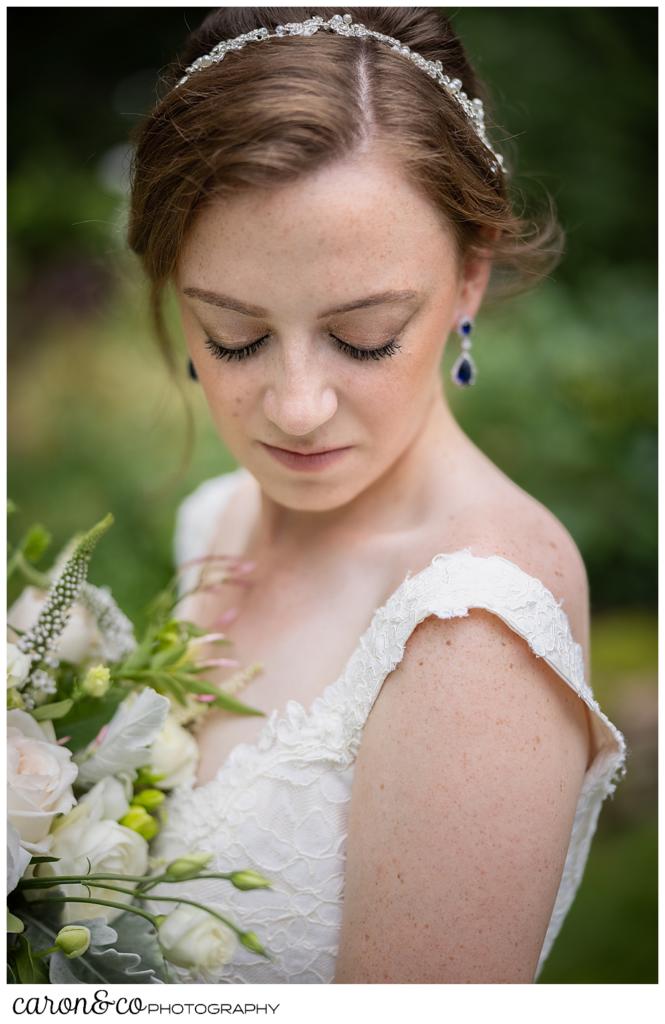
334 491 592 983
464 488 591 679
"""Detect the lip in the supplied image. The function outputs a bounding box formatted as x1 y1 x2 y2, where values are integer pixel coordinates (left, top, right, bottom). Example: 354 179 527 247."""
260 442 352 472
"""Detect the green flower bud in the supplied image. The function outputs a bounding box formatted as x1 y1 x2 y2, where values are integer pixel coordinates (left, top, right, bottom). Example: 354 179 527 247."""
164 852 214 880
55 925 91 959
135 766 168 787
240 930 266 956
81 664 111 698
156 620 181 647
131 788 166 811
229 869 272 891
119 805 159 841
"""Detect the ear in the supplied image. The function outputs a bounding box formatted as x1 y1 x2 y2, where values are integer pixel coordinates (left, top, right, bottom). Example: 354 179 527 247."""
453 227 499 327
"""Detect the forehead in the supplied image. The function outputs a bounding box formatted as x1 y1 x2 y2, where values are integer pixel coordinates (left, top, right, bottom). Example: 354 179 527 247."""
177 152 459 300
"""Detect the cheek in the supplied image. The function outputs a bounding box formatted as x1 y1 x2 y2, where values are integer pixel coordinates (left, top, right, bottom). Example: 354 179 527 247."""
197 374 252 431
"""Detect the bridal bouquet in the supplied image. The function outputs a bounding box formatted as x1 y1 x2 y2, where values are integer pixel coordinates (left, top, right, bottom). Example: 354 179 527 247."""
6 500 273 984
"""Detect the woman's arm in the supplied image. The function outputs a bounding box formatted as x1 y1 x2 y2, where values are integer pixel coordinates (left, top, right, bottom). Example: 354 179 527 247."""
333 601 590 984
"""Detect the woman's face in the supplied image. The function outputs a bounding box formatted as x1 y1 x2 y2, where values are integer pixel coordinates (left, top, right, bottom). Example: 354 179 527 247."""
175 150 491 511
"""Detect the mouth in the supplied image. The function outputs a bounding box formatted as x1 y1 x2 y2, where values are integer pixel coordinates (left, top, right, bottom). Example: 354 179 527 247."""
264 444 347 456
259 441 352 472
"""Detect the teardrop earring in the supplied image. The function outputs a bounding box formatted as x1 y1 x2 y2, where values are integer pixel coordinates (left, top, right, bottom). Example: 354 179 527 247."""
187 357 199 381
450 316 477 387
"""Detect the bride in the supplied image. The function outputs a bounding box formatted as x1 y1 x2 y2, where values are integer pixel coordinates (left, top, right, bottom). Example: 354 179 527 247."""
126 8 626 984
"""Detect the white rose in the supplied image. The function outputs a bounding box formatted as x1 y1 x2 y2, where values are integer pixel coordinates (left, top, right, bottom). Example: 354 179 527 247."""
7 821 32 893
6 642 32 689
7 586 104 663
7 709 79 853
149 715 199 790
158 903 238 969
36 819 149 924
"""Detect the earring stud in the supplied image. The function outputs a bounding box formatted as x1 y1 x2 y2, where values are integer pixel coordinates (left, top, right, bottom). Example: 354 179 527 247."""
451 316 477 387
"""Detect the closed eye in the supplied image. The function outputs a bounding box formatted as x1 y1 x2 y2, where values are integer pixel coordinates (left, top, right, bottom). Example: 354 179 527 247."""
203 334 401 363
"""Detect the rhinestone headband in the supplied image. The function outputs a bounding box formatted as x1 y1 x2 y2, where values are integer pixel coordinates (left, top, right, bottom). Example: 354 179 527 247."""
175 12 506 177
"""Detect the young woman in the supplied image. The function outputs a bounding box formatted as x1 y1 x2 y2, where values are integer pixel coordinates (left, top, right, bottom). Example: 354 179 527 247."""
127 8 627 984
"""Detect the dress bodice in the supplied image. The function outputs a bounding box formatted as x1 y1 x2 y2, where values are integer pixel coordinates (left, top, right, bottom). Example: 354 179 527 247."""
149 468 627 983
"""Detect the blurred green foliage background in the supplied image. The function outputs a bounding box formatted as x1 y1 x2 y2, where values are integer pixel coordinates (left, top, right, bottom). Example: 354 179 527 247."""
7 8 657 983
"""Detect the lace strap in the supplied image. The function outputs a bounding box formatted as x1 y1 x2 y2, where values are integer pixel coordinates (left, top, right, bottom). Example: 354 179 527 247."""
330 549 625 775
173 468 248 597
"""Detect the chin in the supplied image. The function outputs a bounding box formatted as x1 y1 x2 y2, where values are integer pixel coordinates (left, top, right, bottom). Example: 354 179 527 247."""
264 475 362 511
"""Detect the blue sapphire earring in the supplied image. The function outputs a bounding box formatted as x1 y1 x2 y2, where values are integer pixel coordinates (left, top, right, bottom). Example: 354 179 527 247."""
187 357 198 381
451 316 477 387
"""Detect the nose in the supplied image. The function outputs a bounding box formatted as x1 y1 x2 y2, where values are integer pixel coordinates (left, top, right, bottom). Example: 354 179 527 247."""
262 351 338 437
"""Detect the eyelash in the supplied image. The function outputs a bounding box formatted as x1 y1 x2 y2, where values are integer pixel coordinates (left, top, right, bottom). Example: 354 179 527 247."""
203 333 402 363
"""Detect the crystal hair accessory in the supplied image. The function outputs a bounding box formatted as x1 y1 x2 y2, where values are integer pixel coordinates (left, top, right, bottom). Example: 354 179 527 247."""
175 12 506 177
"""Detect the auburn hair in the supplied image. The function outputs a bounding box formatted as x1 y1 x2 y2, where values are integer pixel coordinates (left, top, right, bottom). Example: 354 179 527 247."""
127 6 564 482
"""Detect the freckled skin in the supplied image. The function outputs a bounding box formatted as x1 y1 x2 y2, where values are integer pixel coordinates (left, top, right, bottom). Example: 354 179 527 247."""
174 144 494 555
171 144 594 985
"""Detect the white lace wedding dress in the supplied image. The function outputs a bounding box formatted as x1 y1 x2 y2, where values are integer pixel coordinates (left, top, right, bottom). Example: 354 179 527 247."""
149 467 627 984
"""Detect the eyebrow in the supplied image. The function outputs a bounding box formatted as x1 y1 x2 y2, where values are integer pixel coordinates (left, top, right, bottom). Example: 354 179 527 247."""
182 286 420 318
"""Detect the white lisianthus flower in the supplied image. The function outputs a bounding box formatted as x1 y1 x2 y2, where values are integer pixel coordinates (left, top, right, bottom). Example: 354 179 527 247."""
158 904 238 969
7 709 79 853
8 586 104 664
74 687 170 788
6 642 32 689
36 818 149 924
149 715 200 790
7 821 32 893
51 775 131 845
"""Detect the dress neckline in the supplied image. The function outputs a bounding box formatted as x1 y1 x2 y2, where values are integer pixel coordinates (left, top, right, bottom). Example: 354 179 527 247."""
186 536 583 794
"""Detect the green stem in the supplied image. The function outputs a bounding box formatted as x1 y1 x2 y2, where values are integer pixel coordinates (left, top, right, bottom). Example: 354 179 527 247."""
20 869 240 890
6 549 22 580
27 889 249 946
33 945 59 958
25 895 159 927
46 880 244 937
7 552 51 588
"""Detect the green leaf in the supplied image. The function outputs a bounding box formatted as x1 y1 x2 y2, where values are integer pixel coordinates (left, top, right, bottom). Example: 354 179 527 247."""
7 909 25 933
151 643 189 670
117 634 155 674
31 698 74 721
34 913 173 985
53 689 126 751
14 933 49 984
152 672 188 706
181 621 212 639
22 524 52 563
168 673 265 716
208 691 267 716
